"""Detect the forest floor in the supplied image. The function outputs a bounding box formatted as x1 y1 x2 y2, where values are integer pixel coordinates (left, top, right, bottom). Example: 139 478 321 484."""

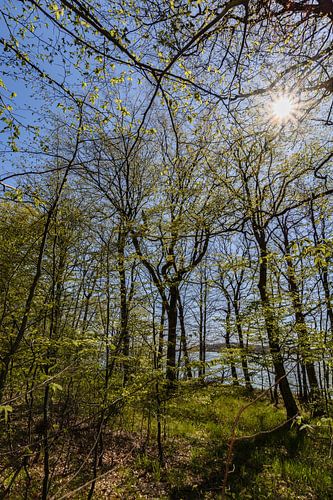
2 383 333 499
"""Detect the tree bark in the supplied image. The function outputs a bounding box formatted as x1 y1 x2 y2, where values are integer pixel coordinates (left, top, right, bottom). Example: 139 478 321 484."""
256 232 299 419
177 291 192 379
117 228 130 385
166 286 178 386
234 299 252 390
283 233 320 404
225 298 238 385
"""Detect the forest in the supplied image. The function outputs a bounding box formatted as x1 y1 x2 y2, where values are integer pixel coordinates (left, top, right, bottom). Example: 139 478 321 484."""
0 0 333 498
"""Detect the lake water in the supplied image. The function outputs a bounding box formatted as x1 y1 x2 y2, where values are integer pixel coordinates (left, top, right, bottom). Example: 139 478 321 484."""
188 351 300 392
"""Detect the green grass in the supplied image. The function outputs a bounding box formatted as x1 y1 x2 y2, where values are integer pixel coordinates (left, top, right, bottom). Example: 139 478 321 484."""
130 382 333 499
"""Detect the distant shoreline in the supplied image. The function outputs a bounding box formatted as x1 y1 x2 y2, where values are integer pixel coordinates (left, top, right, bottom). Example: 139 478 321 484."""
188 343 270 354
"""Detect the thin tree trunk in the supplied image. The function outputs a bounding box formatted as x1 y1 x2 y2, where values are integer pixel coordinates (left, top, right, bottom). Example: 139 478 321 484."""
234 301 252 390
225 298 238 385
198 274 207 377
177 291 192 379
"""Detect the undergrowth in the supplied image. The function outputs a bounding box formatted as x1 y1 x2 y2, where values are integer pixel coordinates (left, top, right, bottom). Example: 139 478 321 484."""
136 383 333 499
2 383 332 499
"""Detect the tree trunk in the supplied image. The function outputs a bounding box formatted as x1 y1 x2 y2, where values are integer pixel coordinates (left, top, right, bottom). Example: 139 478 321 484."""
225 298 238 385
234 300 252 390
198 274 207 377
256 233 299 420
177 291 192 379
117 229 130 385
283 234 320 404
166 286 178 386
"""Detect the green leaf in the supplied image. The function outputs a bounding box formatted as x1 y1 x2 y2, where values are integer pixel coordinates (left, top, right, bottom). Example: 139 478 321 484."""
50 382 63 394
0 405 13 423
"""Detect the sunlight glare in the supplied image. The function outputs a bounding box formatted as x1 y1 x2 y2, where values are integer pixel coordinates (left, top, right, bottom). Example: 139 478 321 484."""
271 94 295 122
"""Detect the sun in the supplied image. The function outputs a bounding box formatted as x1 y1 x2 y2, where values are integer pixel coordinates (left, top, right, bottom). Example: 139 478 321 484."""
270 94 296 122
